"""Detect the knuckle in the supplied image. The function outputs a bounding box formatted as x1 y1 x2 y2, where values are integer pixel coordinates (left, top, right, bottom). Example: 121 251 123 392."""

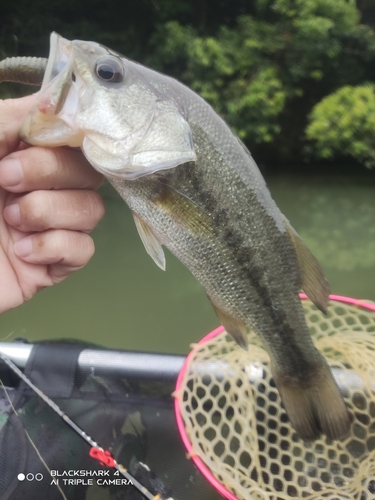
89 191 105 220
75 191 105 229
48 230 68 254
80 234 95 261
19 191 50 229
60 148 104 189
51 230 95 262
33 229 67 258
0 127 16 159
21 148 60 184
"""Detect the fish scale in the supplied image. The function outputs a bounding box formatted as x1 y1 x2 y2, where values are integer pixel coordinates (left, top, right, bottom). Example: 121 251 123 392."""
0 32 350 442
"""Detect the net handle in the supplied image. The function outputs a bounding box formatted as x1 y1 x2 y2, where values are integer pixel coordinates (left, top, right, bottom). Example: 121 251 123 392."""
174 294 375 500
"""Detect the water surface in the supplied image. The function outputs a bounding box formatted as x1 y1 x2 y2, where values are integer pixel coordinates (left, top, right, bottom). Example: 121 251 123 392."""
1 172 374 352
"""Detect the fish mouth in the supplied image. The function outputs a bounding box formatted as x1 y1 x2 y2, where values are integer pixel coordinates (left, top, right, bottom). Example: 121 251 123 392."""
36 33 76 117
20 33 83 147
42 33 72 92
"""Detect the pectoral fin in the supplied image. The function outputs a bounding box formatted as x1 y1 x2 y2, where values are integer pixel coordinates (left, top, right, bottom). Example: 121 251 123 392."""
284 218 330 313
209 298 248 350
154 180 214 236
133 214 166 270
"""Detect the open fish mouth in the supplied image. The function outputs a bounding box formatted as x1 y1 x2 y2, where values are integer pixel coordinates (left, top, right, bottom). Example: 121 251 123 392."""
20 33 84 147
23 32 74 120
41 32 72 105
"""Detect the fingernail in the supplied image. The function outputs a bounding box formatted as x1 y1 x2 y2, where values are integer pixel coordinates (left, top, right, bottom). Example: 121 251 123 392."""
0 158 23 187
4 203 21 226
14 237 33 258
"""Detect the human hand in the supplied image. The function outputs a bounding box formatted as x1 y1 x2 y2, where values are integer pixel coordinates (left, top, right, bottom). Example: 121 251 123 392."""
0 95 105 313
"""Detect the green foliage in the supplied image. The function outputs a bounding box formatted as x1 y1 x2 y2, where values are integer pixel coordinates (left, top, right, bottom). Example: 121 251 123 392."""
306 84 375 168
148 0 375 155
227 67 286 142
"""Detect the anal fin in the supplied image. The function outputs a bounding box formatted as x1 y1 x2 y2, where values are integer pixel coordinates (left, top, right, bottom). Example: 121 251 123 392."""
273 364 351 441
209 298 248 350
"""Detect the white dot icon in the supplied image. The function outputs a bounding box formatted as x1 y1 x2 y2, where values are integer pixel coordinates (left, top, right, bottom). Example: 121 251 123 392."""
17 473 25 481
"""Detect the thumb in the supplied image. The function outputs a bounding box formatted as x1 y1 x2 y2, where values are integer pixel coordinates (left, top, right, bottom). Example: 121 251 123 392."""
0 95 36 159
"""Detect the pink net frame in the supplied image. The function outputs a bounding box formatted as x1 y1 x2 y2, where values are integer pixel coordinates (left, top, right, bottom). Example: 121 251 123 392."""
174 294 375 500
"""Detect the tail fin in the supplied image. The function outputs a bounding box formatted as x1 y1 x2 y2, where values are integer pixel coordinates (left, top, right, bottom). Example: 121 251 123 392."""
273 365 351 441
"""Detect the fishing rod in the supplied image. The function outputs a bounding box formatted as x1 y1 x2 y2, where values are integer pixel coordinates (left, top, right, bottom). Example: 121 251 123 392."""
0 351 174 500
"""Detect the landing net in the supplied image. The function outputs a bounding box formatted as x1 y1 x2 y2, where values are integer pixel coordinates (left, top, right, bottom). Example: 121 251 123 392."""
175 295 375 499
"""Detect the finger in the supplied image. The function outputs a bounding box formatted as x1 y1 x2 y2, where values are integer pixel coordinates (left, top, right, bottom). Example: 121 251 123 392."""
0 95 35 159
4 190 105 233
13 229 95 284
0 146 104 192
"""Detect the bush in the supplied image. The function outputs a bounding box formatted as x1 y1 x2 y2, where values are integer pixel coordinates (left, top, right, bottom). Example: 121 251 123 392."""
306 84 375 168
148 0 375 159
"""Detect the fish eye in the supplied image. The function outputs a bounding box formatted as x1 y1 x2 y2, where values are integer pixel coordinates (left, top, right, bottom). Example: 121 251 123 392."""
95 57 124 83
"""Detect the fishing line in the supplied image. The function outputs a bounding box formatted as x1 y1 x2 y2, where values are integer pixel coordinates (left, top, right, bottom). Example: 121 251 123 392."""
0 351 173 500
0 379 68 500
0 302 27 341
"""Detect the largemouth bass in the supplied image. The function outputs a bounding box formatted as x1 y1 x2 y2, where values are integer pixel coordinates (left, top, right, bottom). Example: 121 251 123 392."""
0 33 350 441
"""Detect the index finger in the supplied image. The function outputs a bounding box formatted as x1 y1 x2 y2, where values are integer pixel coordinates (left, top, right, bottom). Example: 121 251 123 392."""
0 95 35 159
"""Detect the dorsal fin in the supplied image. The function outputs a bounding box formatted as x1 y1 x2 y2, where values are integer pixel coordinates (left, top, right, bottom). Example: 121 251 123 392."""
283 217 330 313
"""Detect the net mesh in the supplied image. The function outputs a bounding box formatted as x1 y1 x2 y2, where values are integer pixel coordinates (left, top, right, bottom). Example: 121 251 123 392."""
176 298 375 499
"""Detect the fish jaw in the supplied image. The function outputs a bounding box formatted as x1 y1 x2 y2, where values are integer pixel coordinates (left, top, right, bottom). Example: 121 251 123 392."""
20 33 83 147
